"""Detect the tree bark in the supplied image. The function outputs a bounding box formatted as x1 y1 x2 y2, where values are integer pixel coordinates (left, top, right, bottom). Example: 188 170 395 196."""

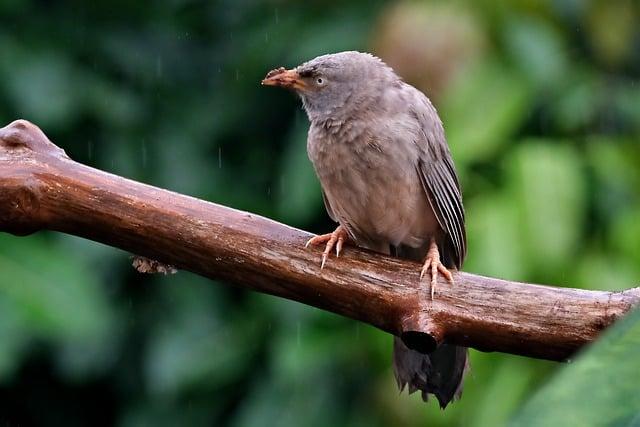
1 119 638 361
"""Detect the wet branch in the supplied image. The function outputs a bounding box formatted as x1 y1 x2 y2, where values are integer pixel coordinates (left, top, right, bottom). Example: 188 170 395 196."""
1 119 639 361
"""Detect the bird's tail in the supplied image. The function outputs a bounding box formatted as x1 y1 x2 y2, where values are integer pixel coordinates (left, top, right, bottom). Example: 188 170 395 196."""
392 337 468 409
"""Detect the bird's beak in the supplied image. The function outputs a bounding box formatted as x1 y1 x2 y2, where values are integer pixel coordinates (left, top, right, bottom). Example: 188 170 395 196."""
261 67 307 90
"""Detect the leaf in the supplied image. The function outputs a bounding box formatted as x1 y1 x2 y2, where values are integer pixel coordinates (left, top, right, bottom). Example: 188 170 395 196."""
610 209 640 266
0 297 29 381
503 16 568 88
585 137 640 225
0 234 114 341
275 113 324 225
144 276 258 396
1 50 79 129
506 141 586 274
550 69 600 132
0 234 116 379
440 61 532 166
576 251 640 292
464 193 527 280
511 307 640 426
467 356 540 427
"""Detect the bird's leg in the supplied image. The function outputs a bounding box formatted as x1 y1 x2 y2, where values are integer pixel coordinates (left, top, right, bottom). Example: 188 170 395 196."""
305 225 352 269
420 238 454 299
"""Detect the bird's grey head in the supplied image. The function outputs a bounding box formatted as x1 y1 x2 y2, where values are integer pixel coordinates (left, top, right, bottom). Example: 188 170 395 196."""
262 51 399 122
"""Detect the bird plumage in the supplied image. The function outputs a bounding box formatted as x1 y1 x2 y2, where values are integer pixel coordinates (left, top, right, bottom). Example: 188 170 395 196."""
264 51 468 408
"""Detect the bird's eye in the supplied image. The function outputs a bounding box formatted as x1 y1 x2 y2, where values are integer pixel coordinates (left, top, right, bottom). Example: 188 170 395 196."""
316 77 325 85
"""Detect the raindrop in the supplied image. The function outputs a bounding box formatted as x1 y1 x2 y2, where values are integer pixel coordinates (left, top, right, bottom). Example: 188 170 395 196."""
235 69 240 81
156 56 163 78
218 146 222 168
267 186 271 196
274 8 279 24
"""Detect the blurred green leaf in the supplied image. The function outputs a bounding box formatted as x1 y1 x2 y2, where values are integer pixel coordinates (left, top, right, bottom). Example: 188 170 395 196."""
576 251 639 292
0 234 116 382
551 69 600 133
511 307 640 426
504 16 568 88
610 209 640 266
442 61 532 166
84 76 145 127
145 276 258 396
586 1 636 67
507 141 586 276
0 235 114 341
465 191 527 280
615 84 640 130
0 298 29 381
469 357 537 427
276 113 324 225
3 51 79 129
586 137 640 224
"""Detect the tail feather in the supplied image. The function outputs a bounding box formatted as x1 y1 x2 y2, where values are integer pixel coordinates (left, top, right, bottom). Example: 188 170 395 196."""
393 337 468 409
391 241 468 408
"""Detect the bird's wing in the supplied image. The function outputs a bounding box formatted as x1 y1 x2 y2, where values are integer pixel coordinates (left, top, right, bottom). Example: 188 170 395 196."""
411 93 466 269
321 189 338 222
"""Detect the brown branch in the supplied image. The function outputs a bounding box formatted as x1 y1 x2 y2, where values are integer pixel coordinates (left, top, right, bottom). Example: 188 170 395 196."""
1 119 639 361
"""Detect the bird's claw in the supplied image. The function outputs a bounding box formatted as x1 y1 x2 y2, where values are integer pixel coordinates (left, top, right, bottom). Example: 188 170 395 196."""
306 225 350 269
335 237 344 257
421 240 454 299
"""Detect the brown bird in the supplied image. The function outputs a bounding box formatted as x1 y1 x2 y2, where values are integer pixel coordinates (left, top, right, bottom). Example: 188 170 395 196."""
262 51 467 408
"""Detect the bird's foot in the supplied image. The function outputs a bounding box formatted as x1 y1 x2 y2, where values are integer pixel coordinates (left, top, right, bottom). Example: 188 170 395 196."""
305 225 351 269
420 240 454 299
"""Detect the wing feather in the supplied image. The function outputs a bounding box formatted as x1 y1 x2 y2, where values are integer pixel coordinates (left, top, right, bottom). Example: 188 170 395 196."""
321 189 337 222
412 95 466 268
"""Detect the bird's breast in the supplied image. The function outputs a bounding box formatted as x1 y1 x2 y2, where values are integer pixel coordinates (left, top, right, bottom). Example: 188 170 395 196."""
307 123 438 247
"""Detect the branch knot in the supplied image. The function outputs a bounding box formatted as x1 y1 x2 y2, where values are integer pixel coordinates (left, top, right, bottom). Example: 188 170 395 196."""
400 310 445 353
0 119 68 158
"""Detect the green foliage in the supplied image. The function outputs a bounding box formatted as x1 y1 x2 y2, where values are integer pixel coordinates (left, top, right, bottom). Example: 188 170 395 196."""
0 235 116 381
0 1 639 425
512 308 640 427
443 61 532 167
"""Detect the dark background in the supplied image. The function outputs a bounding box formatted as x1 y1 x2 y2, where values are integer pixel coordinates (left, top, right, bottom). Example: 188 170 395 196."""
0 1 639 426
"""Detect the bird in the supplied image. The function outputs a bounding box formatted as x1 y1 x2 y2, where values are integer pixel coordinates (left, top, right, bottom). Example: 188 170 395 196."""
262 51 468 409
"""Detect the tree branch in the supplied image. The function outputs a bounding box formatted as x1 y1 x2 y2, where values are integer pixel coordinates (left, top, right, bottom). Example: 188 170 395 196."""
1 119 639 361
